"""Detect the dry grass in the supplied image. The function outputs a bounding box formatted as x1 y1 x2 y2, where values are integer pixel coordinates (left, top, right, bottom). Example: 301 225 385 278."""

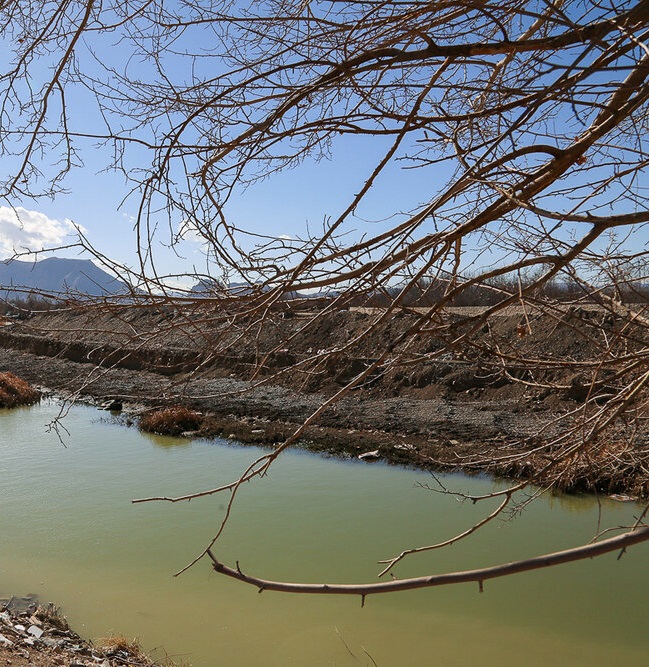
98 634 191 666
0 371 40 408
34 603 71 631
547 439 649 498
138 406 203 436
492 436 649 499
99 635 155 665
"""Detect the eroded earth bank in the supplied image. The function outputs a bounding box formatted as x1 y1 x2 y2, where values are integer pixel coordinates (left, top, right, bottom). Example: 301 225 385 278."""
0 303 647 497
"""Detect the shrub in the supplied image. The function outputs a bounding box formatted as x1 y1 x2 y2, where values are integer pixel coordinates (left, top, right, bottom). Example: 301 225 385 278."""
99 635 156 665
138 406 202 436
99 634 190 667
0 372 40 408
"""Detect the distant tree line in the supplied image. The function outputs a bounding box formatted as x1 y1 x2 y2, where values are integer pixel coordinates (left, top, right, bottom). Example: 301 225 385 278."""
0 295 58 318
350 273 649 308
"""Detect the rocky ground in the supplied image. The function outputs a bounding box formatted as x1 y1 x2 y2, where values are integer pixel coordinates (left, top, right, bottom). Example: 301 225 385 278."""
0 596 169 667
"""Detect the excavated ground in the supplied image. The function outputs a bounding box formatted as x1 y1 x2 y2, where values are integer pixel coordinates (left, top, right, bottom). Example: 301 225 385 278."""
0 302 647 496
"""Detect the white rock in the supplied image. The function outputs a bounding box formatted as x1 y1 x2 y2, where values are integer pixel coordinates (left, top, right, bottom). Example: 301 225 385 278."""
28 624 44 638
41 638 63 648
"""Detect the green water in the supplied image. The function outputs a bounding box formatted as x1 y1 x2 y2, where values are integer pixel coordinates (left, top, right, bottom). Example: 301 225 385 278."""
1 400 648 666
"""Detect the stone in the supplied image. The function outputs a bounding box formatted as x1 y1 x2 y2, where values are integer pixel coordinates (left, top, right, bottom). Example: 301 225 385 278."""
27 625 44 638
610 493 636 502
358 449 380 461
41 637 64 648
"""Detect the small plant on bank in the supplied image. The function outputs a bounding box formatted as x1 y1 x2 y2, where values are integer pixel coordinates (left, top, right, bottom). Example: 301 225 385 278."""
34 602 70 631
0 372 40 408
99 634 156 665
138 406 203 436
99 634 191 666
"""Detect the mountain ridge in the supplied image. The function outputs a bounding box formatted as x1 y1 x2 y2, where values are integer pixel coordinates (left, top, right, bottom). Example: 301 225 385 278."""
0 257 128 301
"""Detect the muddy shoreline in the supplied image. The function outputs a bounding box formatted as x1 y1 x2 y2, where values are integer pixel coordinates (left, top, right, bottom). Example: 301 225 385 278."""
0 305 647 497
0 338 581 488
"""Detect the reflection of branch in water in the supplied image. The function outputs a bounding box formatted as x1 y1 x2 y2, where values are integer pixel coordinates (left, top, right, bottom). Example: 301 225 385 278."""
45 408 71 448
334 627 357 661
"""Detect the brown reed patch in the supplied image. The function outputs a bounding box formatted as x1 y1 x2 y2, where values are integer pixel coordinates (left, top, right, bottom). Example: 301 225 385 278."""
0 371 40 408
138 406 203 436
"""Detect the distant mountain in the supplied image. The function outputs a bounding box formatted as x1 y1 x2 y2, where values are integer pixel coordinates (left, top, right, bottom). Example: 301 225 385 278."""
0 257 129 301
189 277 225 295
189 279 327 301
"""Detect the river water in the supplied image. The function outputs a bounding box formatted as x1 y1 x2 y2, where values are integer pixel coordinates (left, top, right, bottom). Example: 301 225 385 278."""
1 400 648 666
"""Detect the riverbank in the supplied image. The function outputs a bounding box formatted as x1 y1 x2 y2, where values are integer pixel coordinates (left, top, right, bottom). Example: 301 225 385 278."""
0 305 647 497
0 596 174 667
0 343 569 485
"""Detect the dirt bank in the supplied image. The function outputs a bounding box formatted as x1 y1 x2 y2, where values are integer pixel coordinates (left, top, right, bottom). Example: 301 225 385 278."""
0 304 647 496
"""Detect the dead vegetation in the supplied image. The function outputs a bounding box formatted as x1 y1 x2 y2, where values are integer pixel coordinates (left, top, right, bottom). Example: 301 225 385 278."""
98 634 189 667
138 406 203 437
0 371 40 408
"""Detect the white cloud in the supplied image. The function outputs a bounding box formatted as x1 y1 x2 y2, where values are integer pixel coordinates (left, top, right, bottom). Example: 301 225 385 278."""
0 206 81 257
177 218 205 245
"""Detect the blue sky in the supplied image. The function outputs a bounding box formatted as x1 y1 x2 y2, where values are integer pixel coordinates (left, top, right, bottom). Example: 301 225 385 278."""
1 1 647 290
0 116 452 286
0 1 478 287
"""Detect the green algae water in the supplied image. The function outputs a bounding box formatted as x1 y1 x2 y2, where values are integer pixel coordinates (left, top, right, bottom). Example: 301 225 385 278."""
1 399 648 666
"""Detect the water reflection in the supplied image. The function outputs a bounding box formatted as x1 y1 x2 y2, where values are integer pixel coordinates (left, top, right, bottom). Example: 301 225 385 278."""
139 429 194 450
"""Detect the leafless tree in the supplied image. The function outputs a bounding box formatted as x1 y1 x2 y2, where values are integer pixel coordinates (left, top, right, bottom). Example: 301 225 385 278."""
2 0 649 595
